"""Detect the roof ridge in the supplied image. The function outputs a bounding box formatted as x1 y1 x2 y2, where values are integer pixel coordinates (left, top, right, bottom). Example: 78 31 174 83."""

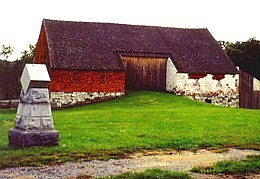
38 19 238 74
42 18 208 31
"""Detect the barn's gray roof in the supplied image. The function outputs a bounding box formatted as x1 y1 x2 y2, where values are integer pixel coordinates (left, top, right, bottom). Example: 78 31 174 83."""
42 19 238 74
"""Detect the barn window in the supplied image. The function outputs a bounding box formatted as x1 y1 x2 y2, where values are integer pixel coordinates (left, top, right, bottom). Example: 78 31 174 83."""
253 77 260 91
99 74 105 84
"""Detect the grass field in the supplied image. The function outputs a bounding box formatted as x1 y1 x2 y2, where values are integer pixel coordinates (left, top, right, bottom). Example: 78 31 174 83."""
0 91 259 168
98 169 192 179
191 155 260 174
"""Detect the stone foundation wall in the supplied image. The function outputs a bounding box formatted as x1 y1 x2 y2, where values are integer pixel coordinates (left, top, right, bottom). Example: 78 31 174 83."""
0 92 125 109
50 92 125 109
168 74 239 107
176 90 239 107
166 58 239 107
0 100 19 109
168 73 239 107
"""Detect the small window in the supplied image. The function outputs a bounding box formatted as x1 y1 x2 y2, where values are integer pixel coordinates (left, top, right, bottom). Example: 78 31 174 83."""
100 74 106 84
253 78 260 91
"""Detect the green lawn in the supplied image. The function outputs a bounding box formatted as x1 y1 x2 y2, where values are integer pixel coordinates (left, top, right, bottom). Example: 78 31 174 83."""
191 155 260 174
0 91 259 168
98 169 192 179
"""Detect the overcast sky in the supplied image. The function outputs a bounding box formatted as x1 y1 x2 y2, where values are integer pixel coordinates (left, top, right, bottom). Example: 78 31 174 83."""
1 0 259 60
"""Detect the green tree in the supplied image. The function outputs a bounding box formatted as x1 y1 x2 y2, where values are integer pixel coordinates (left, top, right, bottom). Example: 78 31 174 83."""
20 44 35 63
0 60 11 99
0 44 35 100
0 45 14 61
225 38 260 79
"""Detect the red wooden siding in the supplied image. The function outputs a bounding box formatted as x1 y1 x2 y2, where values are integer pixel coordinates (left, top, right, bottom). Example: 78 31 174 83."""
49 69 125 92
239 69 260 109
122 57 167 91
34 25 51 70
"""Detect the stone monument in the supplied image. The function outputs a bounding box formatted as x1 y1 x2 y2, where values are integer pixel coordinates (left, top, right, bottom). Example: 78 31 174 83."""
8 64 59 148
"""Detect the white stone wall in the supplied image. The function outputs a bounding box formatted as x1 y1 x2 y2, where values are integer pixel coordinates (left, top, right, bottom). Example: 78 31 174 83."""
0 100 19 109
253 78 260 91
166 58 239 107
50 92 125 109
166 58 178 91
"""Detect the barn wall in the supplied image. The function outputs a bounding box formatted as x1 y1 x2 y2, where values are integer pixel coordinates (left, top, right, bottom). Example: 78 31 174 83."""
47 69 125 108
122 56 166 91
49 69 125 92
166 58 178 91
33 25 51 70
166 59 239 107
239 70 260 109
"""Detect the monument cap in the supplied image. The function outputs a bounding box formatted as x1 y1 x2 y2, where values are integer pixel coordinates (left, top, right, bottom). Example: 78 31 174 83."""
20 64 50 93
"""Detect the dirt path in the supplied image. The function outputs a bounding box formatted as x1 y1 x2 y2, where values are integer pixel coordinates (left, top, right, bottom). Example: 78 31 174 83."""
0 148 260 179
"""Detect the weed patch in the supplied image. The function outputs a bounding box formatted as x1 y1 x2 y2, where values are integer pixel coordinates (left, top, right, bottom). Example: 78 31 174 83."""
191 155 260 174
97 168 192 179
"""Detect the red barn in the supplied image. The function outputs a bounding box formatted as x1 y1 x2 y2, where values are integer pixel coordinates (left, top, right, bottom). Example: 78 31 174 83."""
34 19 238 108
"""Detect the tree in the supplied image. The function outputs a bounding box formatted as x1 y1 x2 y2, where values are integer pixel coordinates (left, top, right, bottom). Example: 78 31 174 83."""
225 38 260 79
20 44 35 63
0 45 14 61
0 44 35 99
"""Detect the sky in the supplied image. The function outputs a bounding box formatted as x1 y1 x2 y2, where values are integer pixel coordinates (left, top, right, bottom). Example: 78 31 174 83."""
0 0 259 60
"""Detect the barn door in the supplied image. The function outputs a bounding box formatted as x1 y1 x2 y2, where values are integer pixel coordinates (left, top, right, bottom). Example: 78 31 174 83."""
122 57 167 91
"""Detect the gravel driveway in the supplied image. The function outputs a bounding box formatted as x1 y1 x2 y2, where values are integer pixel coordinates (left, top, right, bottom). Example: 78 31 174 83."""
0 148 260 179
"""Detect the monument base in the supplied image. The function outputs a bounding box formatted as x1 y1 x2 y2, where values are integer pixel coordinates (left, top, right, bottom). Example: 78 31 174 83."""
8 129 59 148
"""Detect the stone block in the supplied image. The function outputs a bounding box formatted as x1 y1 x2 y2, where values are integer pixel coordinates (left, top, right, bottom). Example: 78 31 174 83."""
93 92 99 98
14 117 28 130
20 64 50 93
105 92 111 97
16 103 52 117
14 116 55 131
27 117 41 130
115 92 122 97
8 129 59 148
20 88 50 104
41 117 54 130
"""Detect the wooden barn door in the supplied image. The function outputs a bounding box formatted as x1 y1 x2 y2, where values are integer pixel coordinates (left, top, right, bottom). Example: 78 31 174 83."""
122 57 167 91
239 69 260 109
